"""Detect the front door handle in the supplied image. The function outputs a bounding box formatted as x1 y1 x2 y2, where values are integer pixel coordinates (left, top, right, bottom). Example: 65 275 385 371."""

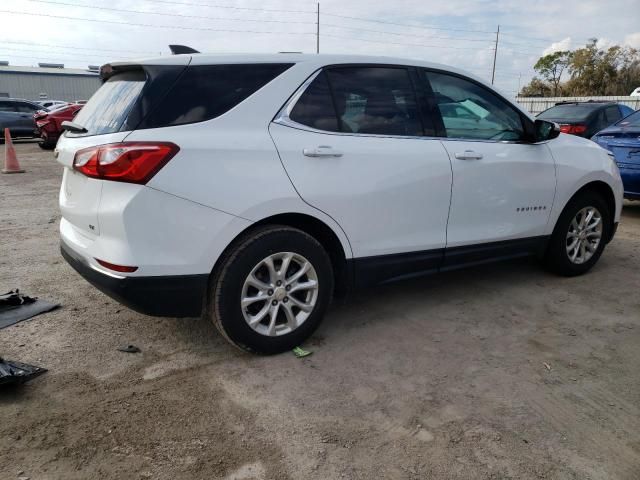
303 146 343 158
454 150 483 160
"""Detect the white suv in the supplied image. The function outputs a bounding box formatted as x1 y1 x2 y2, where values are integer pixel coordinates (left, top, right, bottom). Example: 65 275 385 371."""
57 54 623 354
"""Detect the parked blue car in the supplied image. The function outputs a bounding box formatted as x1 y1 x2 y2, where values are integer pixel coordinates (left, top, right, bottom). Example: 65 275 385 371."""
593 110 640 200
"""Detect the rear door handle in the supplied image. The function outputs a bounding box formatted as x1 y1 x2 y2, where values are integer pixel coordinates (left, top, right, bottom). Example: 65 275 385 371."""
303 146 343 158
454 150 483 160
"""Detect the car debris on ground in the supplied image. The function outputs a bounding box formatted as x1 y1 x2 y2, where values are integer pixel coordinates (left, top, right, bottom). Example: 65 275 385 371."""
117 344 141 353
0 289 59 330
0 358 47 387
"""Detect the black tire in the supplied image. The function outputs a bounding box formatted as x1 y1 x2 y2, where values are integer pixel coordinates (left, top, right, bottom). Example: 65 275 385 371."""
209 225 334 354
38 140 56 150
544 190 611 276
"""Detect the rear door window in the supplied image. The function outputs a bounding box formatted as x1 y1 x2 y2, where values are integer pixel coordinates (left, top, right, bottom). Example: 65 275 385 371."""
289 72 339 132
326 67 423 136
15 103 39 113
0 101 17 112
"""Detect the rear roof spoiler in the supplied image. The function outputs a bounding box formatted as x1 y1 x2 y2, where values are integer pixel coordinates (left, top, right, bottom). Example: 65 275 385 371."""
169 45 200 55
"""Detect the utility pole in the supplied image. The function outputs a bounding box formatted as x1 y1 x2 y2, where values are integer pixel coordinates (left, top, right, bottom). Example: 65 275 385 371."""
316 3 320 54
517 73 522 96
491 25 500 85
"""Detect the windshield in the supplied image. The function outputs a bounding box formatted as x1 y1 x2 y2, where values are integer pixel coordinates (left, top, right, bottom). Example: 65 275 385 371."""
538 104 601 122
616 110 640 128
70 70 146 136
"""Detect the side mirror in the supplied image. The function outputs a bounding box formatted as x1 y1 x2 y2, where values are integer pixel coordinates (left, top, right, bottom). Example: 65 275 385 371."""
534 119 560 142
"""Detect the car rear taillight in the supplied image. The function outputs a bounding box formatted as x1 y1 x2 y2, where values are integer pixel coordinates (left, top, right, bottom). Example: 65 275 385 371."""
73 142 179 184
559 124 587 135
95 258 138 273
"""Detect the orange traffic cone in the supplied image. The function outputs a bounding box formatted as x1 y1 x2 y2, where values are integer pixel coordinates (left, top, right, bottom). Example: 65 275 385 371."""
2 128 25 174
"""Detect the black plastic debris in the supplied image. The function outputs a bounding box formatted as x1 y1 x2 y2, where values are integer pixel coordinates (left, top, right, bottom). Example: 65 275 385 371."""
117 345 141 353
0 289 60 330
0 357 47 387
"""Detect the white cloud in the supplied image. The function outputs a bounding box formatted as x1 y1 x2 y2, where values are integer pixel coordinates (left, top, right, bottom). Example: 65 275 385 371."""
596 37 615 50
624 32 640 48
543 37 572 56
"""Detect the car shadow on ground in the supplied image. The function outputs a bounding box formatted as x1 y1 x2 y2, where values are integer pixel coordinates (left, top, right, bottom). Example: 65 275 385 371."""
181 256 552 356
622 200 640 219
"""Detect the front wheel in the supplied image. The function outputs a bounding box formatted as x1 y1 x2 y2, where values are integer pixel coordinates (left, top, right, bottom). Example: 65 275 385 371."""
209 226 334 354
544 191 611 276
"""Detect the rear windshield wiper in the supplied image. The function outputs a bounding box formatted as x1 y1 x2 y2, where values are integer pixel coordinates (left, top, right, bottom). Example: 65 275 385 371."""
61 120 88 134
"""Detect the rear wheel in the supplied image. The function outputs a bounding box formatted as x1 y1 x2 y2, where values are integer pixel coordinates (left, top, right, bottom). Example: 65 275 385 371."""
544 191 611 276
209 226 333 354
38 130 56 149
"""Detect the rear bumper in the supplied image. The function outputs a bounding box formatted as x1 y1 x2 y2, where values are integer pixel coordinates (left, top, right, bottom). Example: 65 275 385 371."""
61 240 208 317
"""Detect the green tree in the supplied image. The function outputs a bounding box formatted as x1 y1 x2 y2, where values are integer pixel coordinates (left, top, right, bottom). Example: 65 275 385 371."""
520 39 640 97
519 77 552 97
534 50 572 96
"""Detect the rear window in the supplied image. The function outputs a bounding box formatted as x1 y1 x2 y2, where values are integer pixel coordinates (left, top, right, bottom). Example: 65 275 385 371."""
70 63 293 136
617 110 640 127
71 70 145 136
537 104 602 122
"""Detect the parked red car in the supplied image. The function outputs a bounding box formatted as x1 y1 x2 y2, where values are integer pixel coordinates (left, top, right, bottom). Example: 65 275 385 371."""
34 104 82 149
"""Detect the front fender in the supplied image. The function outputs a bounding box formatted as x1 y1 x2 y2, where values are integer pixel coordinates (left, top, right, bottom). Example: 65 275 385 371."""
545 134 623 235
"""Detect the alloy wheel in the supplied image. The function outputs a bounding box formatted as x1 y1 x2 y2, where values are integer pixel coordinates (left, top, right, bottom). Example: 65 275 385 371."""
566 206 603 265
240 252 319 336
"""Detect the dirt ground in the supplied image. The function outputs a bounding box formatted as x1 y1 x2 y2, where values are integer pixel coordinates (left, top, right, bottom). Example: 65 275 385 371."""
1 141 639 480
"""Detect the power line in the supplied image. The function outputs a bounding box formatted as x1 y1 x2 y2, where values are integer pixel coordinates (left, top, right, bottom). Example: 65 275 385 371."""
0 52 110 64
500 31 593 46
0 40 157 55
21 0 316 25
0 10 315 35
0 46 138 59
322 23 493 43
322 33 494 51
321 12 495 34
147 0 316 14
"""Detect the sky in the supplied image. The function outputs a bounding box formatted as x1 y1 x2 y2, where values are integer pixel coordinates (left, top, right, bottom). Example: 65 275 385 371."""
1 0 639 97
